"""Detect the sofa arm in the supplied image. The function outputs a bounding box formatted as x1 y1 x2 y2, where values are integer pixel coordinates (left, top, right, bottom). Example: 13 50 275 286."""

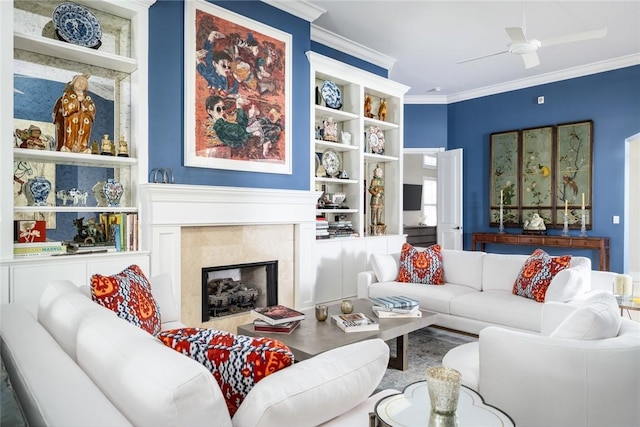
540 301 578 335
232 338 389 427
357 271 377 299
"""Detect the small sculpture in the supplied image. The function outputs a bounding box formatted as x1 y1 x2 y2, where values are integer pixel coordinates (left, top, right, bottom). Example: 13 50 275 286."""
341 131 351 145
91 140 99 154
52 73 95 153
364 95 374 118
377 99 387 121
117 135 129 157
524 212 546 231
368 164 386 236
16 125 48 150
100 134 113 155
322 118 338 142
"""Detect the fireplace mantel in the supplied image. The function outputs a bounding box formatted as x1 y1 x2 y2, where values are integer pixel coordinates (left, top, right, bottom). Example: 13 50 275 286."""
139 184 320 320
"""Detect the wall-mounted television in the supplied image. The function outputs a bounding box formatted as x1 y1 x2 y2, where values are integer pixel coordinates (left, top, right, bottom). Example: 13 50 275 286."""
403 184 422 211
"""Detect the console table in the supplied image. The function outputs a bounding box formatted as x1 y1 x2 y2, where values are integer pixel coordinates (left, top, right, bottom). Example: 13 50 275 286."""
472 232 610 271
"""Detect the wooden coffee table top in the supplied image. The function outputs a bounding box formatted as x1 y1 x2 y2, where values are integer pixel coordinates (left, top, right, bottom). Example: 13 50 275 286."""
237 299 438 362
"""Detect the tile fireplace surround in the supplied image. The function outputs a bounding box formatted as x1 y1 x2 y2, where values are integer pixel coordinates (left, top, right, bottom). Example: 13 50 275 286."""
140 184 320 332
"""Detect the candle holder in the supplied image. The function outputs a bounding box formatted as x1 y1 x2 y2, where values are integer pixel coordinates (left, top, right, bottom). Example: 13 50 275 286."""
562 213 570 237
580 208 587 237
498 203 505 234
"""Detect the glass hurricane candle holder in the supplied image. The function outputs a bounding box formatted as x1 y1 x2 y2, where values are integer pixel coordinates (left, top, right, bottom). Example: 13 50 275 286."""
580 208 587 237
562 213 570 237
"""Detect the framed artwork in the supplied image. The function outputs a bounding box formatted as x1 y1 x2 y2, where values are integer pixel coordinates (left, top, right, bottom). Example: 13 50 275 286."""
555 120 593 228
489 130 520 227
183 0 292 174
521 126 554 225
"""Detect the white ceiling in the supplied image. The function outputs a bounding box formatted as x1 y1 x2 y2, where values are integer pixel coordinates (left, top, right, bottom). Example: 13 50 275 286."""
304 1 640 102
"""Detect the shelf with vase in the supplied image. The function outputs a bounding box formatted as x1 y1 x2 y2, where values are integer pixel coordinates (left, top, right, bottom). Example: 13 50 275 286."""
14 206 138 214
14 148 137 168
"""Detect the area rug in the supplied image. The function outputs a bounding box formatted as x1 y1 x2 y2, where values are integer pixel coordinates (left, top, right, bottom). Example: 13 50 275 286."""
375 327 477 393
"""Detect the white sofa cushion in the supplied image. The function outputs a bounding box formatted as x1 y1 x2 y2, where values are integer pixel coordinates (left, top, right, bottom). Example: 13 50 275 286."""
369 281 476 314
551 291 621 340
481 253 530 292
545 257 591 302
441 249 485 290
150 273 181 326
232 339 389 427
371 253 400 282
75 311 232 427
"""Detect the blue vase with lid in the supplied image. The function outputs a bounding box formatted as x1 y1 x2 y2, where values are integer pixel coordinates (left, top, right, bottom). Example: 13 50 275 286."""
28 176 52 206
102 178 124 207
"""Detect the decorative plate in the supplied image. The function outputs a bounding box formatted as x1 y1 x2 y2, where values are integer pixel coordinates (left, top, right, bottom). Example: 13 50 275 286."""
53 3 102 49
321 80 343 109
321 148 341 177
368 125 385 154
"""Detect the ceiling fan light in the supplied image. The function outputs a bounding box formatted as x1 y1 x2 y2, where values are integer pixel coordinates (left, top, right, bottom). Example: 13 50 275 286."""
509 39 541 55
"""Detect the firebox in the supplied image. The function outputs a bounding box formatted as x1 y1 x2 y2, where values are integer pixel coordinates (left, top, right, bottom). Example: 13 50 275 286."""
201 261 278 322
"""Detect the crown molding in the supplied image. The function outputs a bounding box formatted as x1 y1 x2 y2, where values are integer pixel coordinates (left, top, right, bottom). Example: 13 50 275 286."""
406 54 640 105
310 24 397 71
261 0 326 22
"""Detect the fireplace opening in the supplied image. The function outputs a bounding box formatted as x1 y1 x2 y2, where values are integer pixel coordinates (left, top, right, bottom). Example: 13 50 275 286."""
201 261 278 322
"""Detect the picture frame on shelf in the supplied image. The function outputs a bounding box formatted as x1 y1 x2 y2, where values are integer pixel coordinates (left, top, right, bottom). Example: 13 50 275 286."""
183 1 292 174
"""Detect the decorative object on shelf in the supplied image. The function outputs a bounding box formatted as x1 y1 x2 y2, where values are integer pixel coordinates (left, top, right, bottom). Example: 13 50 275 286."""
91 140 99 154
117 135 129 157
523 212 546 235
92 181 107 207
56 188 87 206
369 164 386 236
322 118 338 142
315 304 328 321
315 163 326 178
27 176 52 207
377 98 387 121
368 125 385 154
72 216 106 244
15 220 46 243
340 299 354 314
52 2 102 49
321 148 341 178
580 207 588 237
320 80 342 109
150 168 175 184
53 73 95 153
102 178 124 207
331 193 346 206
315 86 321 106
364 95 374 118
15 125 49 150
100 134 113 155
338 170 349 179
340 131 351 145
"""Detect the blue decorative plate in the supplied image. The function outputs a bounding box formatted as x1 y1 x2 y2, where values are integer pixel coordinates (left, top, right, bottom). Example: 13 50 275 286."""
53 3 102 49
321 80 342 109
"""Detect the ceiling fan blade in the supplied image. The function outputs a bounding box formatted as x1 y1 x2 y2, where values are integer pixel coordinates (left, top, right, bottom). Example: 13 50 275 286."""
540 28 607 47
456 50 509 65
521 51 540 68
505 26 528 43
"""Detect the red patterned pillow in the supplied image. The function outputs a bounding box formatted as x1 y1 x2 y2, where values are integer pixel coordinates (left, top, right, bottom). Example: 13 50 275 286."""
513 249 572 302
91 264 162 336
397 243 444 284
158 328 294 417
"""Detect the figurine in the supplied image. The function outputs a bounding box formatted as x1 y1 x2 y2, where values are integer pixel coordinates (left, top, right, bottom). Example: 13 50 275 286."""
369 164 384 226
100 134 113 155
341 131 352 145
91 140 99 154
16 125 48 150
377 99 387 121
52 73 95 153
524 213 546 230
322 118 338 142
117 135 129 157
364 95 374 118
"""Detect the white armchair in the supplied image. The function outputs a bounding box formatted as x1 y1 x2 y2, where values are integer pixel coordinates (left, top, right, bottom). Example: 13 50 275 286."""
443 292 640 427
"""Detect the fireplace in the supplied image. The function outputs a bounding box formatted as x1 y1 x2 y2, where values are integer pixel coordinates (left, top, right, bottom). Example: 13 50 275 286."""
201 261 278 322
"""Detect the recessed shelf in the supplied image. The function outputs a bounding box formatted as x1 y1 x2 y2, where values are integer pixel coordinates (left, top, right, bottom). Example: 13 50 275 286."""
314 140 359 152
364 152 399 163
14 206 137 213
364 117 399 131
314 105 359 122
14 148 137 167
315 177 358 185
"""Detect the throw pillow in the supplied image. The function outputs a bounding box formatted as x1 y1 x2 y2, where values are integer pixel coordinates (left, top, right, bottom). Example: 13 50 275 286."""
158 327 294 417
91 264 162 336
513 249 572 302
371 253 399 282
397 243 444 285
550 291 621 339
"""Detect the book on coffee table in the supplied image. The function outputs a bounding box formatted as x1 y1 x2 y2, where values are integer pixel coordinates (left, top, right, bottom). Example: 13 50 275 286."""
370 296 419 310
332 313 379 333
373 306 422 318
253 319 301 333
252 305 305 325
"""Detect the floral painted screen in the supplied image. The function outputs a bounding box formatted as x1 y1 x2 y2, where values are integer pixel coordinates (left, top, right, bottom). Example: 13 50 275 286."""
490 130 520 226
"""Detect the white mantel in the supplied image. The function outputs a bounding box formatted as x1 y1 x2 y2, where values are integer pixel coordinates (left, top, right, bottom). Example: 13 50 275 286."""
139 184 320 316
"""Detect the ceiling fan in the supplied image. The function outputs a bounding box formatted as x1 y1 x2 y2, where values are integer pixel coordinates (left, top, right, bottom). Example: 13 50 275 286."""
457 3 607 69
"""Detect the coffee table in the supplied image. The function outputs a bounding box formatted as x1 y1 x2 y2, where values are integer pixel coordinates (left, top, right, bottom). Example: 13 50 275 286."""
373 381 514 426
238 299 438 370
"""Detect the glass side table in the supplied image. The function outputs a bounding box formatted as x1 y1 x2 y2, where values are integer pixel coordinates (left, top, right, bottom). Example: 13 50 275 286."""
619 299 640 318
372 381 514 427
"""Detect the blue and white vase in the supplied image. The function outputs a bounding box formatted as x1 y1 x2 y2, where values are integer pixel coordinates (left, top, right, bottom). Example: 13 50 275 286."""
28 176 52 206
102 178 124 207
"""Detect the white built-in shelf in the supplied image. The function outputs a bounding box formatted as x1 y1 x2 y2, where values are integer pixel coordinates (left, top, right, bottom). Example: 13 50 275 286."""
314 140 359 152
14 148 137 168
314 105 358 122
315 177 358 185
364 117 399 131
14 206 137 213
316 208 358 214
364 152 399 163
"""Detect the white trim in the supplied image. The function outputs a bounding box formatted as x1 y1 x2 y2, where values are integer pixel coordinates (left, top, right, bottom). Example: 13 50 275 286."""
310 24 397 71
262 0 326 22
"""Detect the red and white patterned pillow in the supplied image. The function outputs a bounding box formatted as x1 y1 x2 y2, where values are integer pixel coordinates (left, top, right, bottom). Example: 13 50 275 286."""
91 264 162 336
158 327 294 417
513 249 572 302
397 243 444 284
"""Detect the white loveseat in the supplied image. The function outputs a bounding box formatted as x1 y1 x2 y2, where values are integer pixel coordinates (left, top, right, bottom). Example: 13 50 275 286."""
358 249 595 334
0 275 395 427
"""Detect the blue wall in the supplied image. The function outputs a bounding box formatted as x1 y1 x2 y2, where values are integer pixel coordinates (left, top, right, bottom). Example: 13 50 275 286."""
148 0 382 190
404 66 639 273
404 103 447 148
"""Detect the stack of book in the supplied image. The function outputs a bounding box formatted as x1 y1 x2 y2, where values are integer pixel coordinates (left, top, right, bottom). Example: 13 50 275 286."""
316 217 329 240
332 312 379 332
13 241 66 257
253 319 301 334
65 241 117 254
252 305 305 326
328 219 356 238
371 296 421 318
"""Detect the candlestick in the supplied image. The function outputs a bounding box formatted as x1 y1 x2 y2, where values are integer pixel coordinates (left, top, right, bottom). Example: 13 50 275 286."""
562 212 569 237
498 203 505 234
564 199 568 215
500 190 503 205
580 208 587 237
582 193 585 210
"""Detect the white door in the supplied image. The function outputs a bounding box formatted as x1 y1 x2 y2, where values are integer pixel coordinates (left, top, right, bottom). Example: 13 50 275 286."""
437 149 463 249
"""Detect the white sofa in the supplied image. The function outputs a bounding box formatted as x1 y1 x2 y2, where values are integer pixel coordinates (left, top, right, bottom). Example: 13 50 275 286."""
358 249 596 335
443 291 640 427
0 275 395 427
